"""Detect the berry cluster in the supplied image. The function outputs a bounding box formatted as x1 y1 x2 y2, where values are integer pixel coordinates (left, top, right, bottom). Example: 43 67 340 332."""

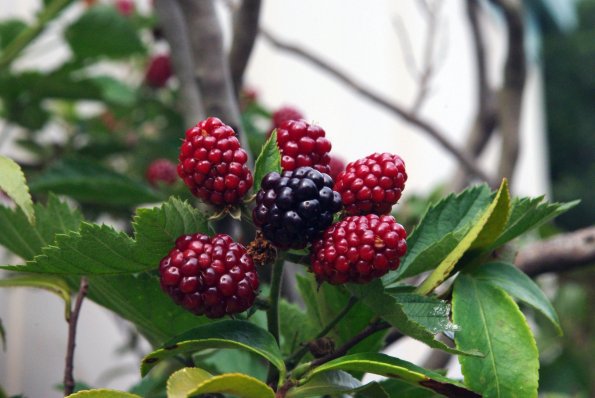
146 158 177 186
334 153 407 215
310 214 407 284
253 167 342 249
178 117 253 206
159 233 259 318
276 120 332 174
271 106 304 129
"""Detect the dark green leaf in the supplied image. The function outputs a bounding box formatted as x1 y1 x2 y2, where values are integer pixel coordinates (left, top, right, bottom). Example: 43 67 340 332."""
391 292 459 334
349 281 480 356
452 274 539 398
304 353 480 398
356 379 441 398
29 158 160 207
253 130 281 192
65 6 144 59
0 20 26 50
471 261 562 334
141 320 285 378
490 196 579 249
287 370 361 398
199 348 268 381
133 197 210 265
386 184 492 283
90 76 136 106
35 194 84 245
352 381 391 398
0 156 34 222
0 275 71 320
279 299 317 355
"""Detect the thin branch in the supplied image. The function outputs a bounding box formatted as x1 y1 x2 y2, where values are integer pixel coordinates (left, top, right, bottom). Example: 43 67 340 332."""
392 16 419 81
63 277 89 397
260 29 492 184
230 0 262 93
516 226 595 277
154 0 205 127
490 0 526 183
178 0 252 165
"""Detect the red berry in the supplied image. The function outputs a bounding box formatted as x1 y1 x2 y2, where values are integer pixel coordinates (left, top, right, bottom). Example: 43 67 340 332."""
178 117 253 206
310 214 407 284
334 153 407 216
145 54 172 88
276 120 332 174
159 233 259 318
272 106 304 129
146 159 177 186
115 0 135 16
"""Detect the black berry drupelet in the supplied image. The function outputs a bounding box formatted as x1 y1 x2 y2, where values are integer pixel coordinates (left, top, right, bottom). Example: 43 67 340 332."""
334 153 407 215
177 117 253 206
310 214 407 285
159 233 259 318
252 167 343 249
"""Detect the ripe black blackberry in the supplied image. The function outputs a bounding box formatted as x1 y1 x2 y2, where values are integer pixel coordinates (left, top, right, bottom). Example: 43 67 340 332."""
252 167 343 249
159 233 259 318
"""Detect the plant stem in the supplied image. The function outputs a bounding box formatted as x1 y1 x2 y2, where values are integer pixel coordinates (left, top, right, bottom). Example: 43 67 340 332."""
0 0 74 70
266 255 285 386
64 277 88 396
285 296 358 369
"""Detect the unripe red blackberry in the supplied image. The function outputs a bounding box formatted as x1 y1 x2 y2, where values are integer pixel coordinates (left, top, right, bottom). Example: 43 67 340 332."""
276 120 332 174
159 233 259 318
334 153 407 216
178 117 253 206
271 106 304 129
146 158 177 186
252 167 342 249
145 54 172 88
115 0 135 16
328 155 346 181
310 214 407 285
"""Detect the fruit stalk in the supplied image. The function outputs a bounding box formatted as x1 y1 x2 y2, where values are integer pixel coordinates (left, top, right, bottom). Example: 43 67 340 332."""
266 255 285 385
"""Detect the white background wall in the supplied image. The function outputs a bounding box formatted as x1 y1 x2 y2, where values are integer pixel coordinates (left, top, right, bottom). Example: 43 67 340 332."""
0 1 550 396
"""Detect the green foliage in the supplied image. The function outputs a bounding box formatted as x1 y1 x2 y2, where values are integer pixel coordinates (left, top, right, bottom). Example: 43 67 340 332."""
355 379 442 398
453 274 539 398
0 155 34 222
141 320 285 378
66 390 141 398
253 130 281 192
171 371 275 398
287 371 361 398
64 6 145 59
0 275 71 320
0 19 26 50
166 368 213 398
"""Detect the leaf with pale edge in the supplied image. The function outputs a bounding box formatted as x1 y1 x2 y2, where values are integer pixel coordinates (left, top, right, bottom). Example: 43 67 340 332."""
472 261 562 334
253 130 281 192
187 372 274 398
167 368 213 398
141 320 285 378
0 155 34 223
453 274 539 398
390 292 459 334
0 275 71 320
349 281 479 356
287 370 361 398
415 180 508 295
66 390 141 398
303 353 480 398
385 184 492 283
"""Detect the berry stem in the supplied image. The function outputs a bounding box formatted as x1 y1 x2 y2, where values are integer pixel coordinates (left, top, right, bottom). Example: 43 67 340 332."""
266 254 285 386
285 295 358 370
63 277 89 396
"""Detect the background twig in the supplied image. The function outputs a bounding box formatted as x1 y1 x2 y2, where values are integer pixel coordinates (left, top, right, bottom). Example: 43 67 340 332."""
230 0 262 93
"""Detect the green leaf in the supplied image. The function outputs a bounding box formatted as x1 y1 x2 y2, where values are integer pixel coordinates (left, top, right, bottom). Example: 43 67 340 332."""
29 158 160 208
349 281 480 357
87 272 206 346
0 275 71 320
356 379 441 398
167 367 212 398
133 197 210 265
287 370 361 398
0 19 27 50
296 274 381 353
469 179 511 250
90 76 136 106
415 180 509 295
386 184 492 283
305 353 480 398
279 299 317 355
253 130 281 192
472 261 562 334
0 156 34 223
352 381 391 398
390 292 459 334
200 348 268 381
66 389 141 398
0 194 82 260
186 373 275 398
490 196 579 249
452 274 539 398
64 6 144 59
141 320 285 378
